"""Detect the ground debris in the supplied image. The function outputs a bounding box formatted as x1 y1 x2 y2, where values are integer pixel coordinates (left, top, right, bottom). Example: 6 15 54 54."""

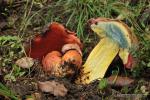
16 57 34 69
38 81 68 97
107 75 135 87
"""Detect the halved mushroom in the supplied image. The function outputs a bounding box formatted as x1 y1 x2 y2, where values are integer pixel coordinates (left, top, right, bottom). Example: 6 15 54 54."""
76 18 138 84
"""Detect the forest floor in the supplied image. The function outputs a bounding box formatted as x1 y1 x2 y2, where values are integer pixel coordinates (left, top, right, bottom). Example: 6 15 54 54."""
0 0 150 100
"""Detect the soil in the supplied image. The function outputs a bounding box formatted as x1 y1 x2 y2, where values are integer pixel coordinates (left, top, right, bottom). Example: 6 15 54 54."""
3 64 103 100
2 62 149 100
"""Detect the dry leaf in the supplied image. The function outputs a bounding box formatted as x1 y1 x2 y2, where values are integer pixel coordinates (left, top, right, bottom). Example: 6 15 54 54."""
38 81 67 96
16 57 34 68
107 75 134 87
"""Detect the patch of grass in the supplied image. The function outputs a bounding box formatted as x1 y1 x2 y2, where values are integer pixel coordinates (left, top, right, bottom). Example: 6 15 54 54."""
98 78 108 90
4 64 26 82
0 82 18 100
131 37 150 77
0 36 25 81
0 36 23 67
48 0 129 38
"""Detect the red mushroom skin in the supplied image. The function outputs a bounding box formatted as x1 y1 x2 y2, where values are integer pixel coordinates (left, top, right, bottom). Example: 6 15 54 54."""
124 54 133 69
26 22 82 60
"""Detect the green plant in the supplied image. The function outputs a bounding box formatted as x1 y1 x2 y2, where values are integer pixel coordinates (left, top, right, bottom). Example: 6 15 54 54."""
131 38 150 77
0 36 23 67
98 78 108 90
0 82 18 100
0 36 25 81
4 64 25 81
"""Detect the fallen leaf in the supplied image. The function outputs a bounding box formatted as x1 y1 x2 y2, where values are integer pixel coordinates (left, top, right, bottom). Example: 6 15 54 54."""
107 75 134 87
38 81 67 96
15 57 34 68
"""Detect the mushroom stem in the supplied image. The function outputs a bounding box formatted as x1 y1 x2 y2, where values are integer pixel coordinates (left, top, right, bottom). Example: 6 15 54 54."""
76 38 119 84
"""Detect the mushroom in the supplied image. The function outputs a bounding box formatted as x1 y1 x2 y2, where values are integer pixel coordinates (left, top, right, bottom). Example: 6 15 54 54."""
76 18 138 84
42 43 82 77
26 22 82 60
61 43 82 77
61 43 82 56
42 51 62 76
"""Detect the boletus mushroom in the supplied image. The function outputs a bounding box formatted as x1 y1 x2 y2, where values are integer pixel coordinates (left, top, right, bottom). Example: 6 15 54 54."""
76 18 138 84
